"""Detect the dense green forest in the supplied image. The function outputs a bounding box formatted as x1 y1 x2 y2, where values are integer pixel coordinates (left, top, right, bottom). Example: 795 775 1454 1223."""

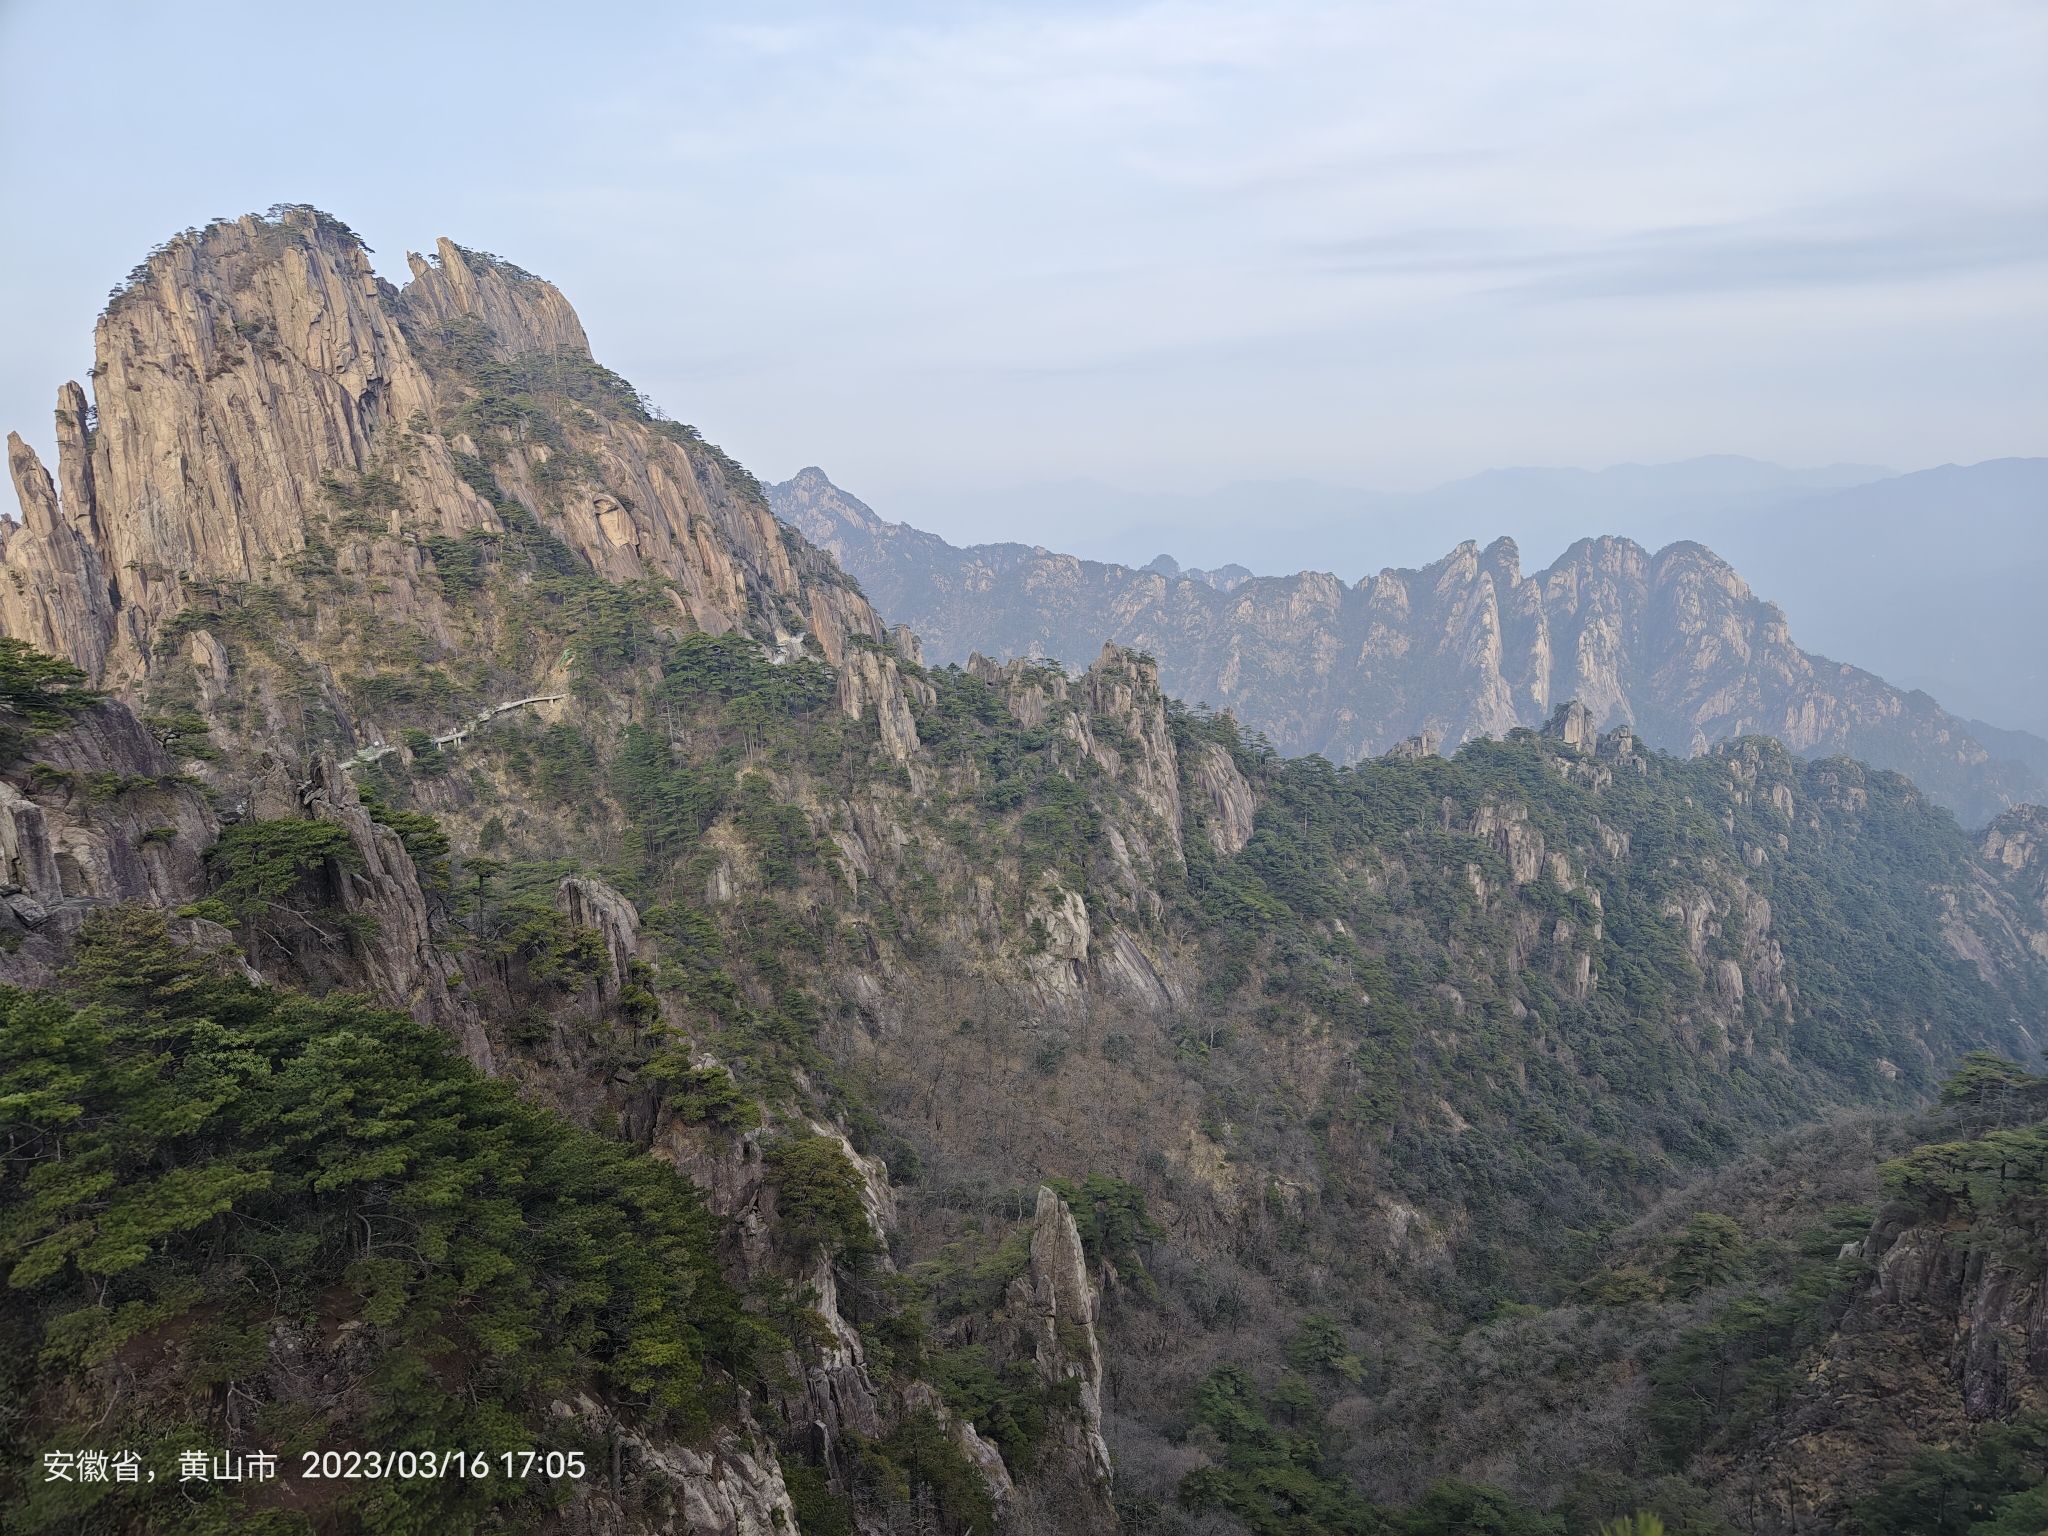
0 910 759 1533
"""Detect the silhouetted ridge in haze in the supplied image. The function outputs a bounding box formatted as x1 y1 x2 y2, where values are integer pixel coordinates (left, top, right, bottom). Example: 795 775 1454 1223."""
772 465 2048 827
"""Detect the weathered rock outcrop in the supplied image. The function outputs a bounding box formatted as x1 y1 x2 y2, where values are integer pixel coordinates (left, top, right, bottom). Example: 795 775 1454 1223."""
299 756 494 1070
0 699 220 985
1188 738 1257 855
2 388 115 680
654 1104 1048 1523
835 642 926 764
538 1393 798 1536
775 470 2048 825
1009 1187 1116 1529
0 779 60 903
556 873 642 1007
1381 728 1443 762
403 237 593 361
0 209 912 753
967 644 1187 861
1078 643 1184 841
1543 699 1597 752
1708 1192 2048 1533
1984 805 2048 961
949 645 1191 1008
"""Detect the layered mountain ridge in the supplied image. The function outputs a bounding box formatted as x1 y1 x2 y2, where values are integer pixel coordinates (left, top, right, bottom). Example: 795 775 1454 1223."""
772 466 2046 827
3 209 2046 1536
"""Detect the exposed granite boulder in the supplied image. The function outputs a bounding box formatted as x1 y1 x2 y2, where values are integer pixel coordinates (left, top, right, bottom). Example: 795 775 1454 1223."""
556 873 642 1007
1004 1186 1117 1532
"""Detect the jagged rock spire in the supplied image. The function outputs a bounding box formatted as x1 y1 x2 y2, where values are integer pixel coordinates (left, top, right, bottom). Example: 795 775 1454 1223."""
0 207 908 749
402 237 593 360
1543 699 1598 751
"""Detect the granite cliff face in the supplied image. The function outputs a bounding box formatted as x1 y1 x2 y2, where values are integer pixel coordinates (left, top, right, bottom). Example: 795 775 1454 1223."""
1984 806 2048 963
1727 1199 2048 1530
2 210 920 765
0 209 1101 1536
0 699 220 979
772 468 2044 826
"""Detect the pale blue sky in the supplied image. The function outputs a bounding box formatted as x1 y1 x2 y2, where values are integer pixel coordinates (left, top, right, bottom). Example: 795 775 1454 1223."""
2 0 2043 537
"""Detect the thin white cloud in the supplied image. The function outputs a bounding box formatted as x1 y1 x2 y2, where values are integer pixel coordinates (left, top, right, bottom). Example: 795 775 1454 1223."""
1 0 2042 514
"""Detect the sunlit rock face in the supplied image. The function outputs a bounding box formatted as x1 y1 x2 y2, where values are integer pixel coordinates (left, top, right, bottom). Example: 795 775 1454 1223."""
1 208 912 738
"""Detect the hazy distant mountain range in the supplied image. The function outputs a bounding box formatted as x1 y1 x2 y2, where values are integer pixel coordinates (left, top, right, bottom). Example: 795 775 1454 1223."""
882 455 2048 740
773 464 2048 826
891 455 1893 575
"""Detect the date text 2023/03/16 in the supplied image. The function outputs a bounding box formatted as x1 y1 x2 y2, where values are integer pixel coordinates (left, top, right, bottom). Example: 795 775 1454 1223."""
40 1448 591 1486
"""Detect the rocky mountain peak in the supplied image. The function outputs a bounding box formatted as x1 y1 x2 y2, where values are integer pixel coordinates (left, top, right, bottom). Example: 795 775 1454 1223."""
781 478 2048 825
1546 532 1652 587
402 237 592 361
772 466 894 539
1650 536 1755 599
1 208 909 750
4 209 435 682
1481 533 1521 585
1429 538 1485 594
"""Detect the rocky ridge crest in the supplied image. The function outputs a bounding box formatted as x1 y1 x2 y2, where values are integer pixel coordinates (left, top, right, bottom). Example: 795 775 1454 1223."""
772 471 2046 826
2 209 923 766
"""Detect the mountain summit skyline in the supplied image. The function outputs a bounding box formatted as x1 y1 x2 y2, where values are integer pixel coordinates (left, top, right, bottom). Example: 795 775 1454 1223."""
853 453 1902 574
825 455 2048 727
772 462 2048 827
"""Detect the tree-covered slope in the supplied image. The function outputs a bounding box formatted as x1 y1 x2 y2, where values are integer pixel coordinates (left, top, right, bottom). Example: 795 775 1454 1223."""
0 911 761 1535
